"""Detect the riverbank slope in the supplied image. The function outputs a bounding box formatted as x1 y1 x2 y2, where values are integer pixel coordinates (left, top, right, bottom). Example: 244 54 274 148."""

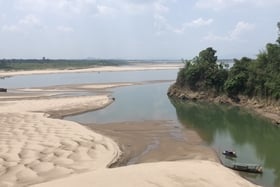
168 84 280 125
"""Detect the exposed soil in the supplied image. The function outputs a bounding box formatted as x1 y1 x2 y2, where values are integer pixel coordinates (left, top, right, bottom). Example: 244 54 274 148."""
85 120 218 167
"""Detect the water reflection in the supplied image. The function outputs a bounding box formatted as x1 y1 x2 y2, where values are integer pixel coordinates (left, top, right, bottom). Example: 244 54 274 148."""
65 83 177 124
170 99 280 187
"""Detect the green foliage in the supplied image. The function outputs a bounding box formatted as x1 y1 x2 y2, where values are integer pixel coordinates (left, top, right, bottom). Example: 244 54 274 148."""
176 47 228 93
198 47 217 64
277 22 280 45
0 59 129 71
175 22 280 101
224 57 251 96
0 60 9 69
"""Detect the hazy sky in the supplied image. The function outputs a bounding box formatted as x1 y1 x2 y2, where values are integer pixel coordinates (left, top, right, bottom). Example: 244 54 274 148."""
0 0 279 59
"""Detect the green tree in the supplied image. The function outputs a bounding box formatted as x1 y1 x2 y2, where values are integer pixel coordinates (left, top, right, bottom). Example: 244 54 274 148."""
198 47 217 64
277 22 280 45
0 60 10 70
176 47 228 93
224 57 251 96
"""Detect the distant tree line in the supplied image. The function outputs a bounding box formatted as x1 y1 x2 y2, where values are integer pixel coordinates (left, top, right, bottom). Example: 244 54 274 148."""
0 59 129 70
175 22 280 101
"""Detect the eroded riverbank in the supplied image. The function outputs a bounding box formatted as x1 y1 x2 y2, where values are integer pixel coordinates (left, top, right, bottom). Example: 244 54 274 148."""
168 84 280 125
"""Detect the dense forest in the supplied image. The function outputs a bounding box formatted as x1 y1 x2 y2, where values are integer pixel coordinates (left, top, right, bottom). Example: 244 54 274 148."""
173 22 280 102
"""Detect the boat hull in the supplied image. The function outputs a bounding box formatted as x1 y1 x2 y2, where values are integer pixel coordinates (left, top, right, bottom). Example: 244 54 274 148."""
231 164 263 174
222 151 237 158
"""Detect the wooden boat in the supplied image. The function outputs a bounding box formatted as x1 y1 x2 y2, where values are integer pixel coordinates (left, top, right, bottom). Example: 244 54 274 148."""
222 150 237 158
0 88 7 92
231 163 263 173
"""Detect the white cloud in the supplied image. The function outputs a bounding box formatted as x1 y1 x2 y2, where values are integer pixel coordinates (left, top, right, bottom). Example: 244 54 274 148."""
2 25 20 32
152 0 214 35
15 0 168 18
248 0 280 6
121 4 147 14
154 1 169 14
203 21 255 41
195 0 280 10
172 18 213 34
17 0 99 15
153 14 172 35
0 13 6 21
195 0 237 10
187 18 213 27
154 17 213 35
152 0 173 35
19 14 41 26
2 14 43 32
17 0 53 12
17 0 153 17
97 5 115 16
64 0 98 15
230 21 255 39
57 25 74 32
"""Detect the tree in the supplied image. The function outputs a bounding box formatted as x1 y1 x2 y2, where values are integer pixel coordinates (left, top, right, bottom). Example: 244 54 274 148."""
175 47 228 93
198 47 217 64
0 60 9 70
277 22 280 45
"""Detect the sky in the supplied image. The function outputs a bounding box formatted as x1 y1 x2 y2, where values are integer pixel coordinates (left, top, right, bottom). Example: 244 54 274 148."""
0 0 279 60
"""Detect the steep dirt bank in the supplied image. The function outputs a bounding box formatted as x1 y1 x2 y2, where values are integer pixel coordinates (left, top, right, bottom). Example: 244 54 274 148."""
168 84 280 125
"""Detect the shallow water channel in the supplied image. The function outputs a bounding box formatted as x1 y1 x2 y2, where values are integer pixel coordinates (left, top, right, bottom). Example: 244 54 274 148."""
65 83 178 123
1 69 279 186
67 83 280 187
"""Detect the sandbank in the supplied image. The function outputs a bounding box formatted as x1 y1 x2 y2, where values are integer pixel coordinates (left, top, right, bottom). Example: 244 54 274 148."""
32 160 257 187
0 63 182 78
0 92 120 186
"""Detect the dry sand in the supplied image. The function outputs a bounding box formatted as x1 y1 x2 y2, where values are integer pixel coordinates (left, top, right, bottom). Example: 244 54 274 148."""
0 67 259 187
0 93 120 186
32 160 257 187
0 112 120 186
0 63 182 78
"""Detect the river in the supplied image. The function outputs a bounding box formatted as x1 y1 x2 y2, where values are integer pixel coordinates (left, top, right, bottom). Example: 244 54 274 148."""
171 99 280 187
1 69 279 187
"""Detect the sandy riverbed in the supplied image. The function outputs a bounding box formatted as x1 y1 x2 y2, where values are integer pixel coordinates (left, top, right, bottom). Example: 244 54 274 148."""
0 66 259 187
33 160 257 187
0 90 121 186
0 63 182 78
87 121 218 166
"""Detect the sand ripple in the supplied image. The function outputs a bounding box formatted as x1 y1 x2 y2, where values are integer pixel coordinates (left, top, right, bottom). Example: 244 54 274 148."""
0 112 120 187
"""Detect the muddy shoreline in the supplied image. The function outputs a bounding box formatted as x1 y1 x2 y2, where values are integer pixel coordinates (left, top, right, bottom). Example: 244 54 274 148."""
85 120 218 167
